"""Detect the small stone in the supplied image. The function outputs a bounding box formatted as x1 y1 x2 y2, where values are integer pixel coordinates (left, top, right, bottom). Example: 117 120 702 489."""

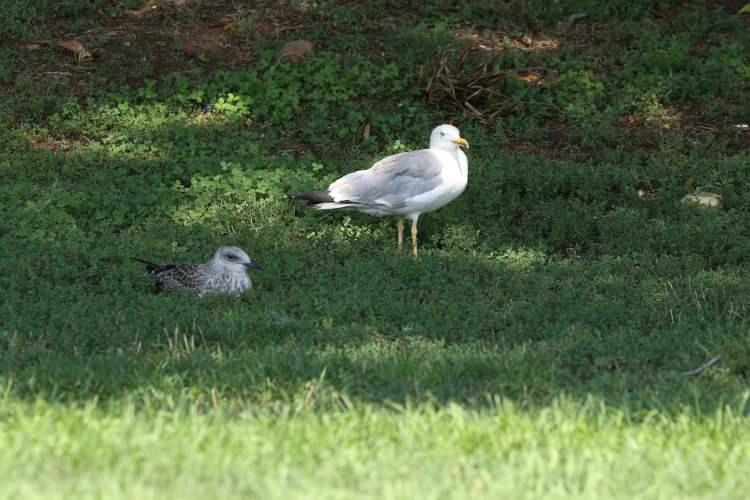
681 191 723 208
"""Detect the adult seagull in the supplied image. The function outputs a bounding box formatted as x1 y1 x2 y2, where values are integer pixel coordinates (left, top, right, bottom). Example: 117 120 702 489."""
289 124 469 256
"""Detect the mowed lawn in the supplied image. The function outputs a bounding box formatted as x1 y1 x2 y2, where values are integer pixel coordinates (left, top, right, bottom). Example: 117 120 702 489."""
1 0 749 498
3 401 750 498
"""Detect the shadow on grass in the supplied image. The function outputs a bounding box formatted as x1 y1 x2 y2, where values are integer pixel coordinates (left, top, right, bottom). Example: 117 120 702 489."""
2 101 750 419
2 122 749 417
2 228 750 415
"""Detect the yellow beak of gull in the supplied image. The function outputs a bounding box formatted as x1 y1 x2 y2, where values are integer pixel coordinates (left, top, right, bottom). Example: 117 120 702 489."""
453 137 469 149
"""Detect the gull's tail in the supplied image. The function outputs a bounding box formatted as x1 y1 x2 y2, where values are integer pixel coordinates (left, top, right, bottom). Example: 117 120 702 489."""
288 191 335 205
132 257 162 274
288 191 363 210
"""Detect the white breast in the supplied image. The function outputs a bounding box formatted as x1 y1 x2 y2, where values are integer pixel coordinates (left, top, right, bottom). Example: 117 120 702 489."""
230 273 252 294
403 150 467 216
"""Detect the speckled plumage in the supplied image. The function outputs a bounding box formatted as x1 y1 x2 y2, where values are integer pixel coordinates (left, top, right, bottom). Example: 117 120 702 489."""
135 246 262 296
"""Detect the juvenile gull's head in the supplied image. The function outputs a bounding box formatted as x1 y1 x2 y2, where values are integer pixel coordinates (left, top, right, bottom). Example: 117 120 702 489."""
211 246 263 274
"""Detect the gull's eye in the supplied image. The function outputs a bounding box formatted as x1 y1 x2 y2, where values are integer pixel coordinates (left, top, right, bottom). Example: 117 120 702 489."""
225 254 237 261
440 131 445 136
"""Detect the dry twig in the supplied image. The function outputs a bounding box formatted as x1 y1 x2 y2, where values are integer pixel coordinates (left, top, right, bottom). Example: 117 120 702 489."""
420 48 543 123
682 354 722 376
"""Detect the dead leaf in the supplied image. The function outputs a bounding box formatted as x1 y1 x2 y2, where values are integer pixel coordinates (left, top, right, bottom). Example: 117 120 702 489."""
517 71 543 85
55 40 93 63
181 29 228 59
127 0 159 17
21 40 51 50
222 19 237 31
209 16 237 31
280 40 313 63
363 123 370 141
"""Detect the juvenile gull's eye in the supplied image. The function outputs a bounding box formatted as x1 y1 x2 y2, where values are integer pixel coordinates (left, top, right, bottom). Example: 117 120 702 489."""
226 254 237 260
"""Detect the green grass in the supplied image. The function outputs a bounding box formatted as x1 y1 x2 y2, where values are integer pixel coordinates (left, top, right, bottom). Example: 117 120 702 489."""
3 400 750 499
1 0 749 497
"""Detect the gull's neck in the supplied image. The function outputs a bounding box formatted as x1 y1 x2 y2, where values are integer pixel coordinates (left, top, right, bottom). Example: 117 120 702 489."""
430 143 468 178
456 149 468 178
208 258 224 274
202 260 251 295
208 258 243 276
209 259 251 287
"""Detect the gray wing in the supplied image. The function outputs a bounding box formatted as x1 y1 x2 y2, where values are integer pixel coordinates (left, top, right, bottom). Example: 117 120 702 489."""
328 150 445 209
153 265 206 292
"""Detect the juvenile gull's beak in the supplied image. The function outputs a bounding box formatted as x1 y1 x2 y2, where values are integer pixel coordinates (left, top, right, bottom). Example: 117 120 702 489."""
244 260 263 270
453 137 469 149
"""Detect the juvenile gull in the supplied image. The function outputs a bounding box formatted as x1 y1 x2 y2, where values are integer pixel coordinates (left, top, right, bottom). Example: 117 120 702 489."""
134 246 262 296
290 124 469 256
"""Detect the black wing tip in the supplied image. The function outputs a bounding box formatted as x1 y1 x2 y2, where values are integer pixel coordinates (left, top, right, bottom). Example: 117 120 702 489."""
288 191 334 204
132 257 161 273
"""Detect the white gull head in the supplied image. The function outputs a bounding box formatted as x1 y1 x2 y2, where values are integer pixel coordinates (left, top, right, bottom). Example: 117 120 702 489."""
429 124 470 152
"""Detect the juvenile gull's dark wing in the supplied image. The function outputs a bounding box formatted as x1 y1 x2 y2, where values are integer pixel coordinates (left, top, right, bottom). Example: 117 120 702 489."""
151 264 206 292
134 258 206 292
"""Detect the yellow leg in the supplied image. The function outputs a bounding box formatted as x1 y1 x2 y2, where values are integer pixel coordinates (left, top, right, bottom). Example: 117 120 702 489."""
397 216 404 250
411 219 418 257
